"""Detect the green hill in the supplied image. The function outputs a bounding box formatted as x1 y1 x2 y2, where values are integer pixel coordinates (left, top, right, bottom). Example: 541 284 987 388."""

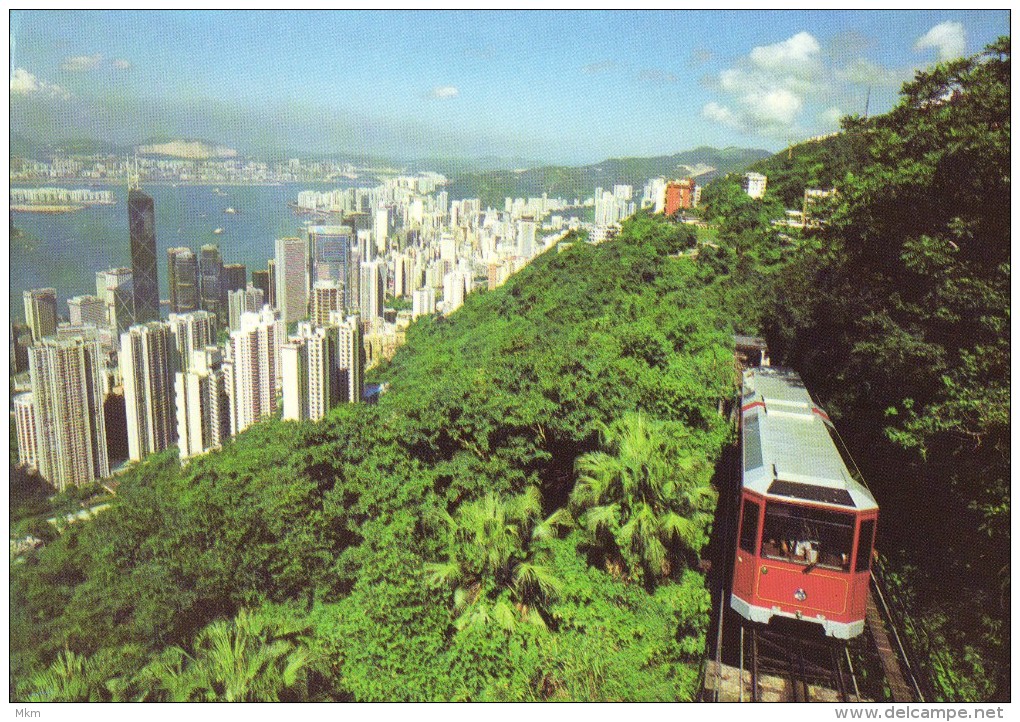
11 214 736 702
447 146 770 206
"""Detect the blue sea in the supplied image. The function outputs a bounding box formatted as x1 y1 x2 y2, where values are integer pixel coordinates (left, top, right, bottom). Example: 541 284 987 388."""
10 182 350 320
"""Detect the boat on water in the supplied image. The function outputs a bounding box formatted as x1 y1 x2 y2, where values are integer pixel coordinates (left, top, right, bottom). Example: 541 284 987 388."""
224 207 239 214
213 228 224 235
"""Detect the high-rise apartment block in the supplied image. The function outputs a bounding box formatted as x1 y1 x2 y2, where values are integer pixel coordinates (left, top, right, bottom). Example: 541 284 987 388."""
167 311 217 373
28 334 110 490
23 288 57 342
121 322 177 462
664 179 697 216
308 226 355 307
412 287 436 319
175 346 231 460
328 311 364 405
281 323 336 422
128 188 160 323
359 260 386 322
13 392 38 471
167 247 200 313
228 286 266 330
223 307 281 436
68 295 106 328
275 236 309 324
311 282 343 328
96 268 135 335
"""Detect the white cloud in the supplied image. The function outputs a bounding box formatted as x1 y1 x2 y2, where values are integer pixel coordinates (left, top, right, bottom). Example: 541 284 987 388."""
703 101 739 128
638 68 678 85
112 58 132 70
749 31 822 76
61 53 103 72
914 21 966 61
702 32 825 137
430 85 459 99
10 67 70 99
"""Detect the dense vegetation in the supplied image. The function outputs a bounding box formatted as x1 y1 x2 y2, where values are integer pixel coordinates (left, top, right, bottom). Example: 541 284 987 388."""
699 38 1010 701
11 214 738 701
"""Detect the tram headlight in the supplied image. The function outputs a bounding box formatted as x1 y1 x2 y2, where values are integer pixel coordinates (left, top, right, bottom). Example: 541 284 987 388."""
794 588 807 602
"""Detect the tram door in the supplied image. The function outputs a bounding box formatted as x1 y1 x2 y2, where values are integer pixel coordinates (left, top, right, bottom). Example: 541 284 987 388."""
733 496 761 600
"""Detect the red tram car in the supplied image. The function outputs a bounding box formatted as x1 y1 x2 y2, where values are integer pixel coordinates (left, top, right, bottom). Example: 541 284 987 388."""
730 367 878 639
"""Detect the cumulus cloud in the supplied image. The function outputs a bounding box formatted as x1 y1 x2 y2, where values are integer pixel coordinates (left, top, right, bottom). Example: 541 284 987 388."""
914 21 966 61
112 58 132 70
749 31 823 76
10 67 70 99
818 106 844 128
61 53 103 72
701 31 824 136
429 85 459 99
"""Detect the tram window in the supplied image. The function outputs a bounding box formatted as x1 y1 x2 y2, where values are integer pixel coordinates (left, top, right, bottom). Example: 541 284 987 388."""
856 519 876 572
739 499 760 554
760 501 854 571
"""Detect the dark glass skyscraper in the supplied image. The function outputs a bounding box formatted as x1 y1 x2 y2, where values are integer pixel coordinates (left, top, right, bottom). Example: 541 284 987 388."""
128 189 160 323
199 244 224 322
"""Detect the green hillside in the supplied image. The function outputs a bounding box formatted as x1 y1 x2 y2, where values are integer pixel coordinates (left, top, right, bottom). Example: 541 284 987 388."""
11 214 736 701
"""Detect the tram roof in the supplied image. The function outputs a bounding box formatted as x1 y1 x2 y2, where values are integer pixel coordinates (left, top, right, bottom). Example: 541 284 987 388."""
741 367 878 513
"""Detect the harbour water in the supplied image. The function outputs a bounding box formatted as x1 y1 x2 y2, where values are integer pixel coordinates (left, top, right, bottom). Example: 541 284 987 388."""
10 182 350 320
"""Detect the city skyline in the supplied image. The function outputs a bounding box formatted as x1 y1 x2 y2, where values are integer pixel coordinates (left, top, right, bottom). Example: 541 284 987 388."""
10 10 1009 164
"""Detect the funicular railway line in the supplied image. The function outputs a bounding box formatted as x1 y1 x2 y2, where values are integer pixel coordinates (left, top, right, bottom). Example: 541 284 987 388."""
701 337 925 703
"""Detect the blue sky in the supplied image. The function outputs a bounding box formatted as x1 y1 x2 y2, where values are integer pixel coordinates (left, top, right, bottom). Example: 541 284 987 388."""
10 10 1010 164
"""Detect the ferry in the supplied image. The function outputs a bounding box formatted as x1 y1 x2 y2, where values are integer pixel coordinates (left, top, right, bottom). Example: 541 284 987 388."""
213 228 224 235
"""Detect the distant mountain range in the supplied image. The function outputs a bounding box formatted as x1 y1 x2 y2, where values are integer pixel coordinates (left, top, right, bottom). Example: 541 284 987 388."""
444 146 772 206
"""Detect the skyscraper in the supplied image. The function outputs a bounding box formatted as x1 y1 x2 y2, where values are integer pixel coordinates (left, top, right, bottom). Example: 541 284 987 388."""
308 226 354 306
23 288 57 342
223 307 281 436
251 269 272 308
517 217 536 258
128 188 160 323
267 260 278 310
13 392 38 471
228 285 266 330
167 311 217 373
96 268 135 335
282 322 343 422
176 346 231 460
329 311 364 404
28 334 109 491
222 263 247 303
199 244 224 322
311 281 343 328
121 322 177 462
68 295 106 328
275 237 308 324
359 261 385 322
167 247 199 313
374 207 389 256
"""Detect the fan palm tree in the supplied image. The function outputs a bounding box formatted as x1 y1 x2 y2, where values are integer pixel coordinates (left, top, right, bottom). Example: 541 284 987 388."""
427 487 571 631
571 412 715 582
139 608 311 701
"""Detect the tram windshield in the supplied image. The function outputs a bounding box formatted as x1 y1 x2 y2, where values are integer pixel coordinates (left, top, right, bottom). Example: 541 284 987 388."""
760 501 854 571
